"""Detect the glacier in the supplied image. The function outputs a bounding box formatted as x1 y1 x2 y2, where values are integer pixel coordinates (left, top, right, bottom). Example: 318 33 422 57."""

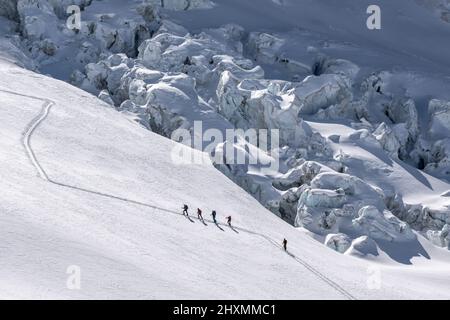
1 0 450 299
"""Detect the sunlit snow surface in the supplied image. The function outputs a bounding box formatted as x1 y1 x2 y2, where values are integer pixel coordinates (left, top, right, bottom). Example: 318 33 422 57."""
1 0 450 299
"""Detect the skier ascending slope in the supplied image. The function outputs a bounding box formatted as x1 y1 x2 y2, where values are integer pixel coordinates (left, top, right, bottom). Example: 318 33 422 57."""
197 208 203 221
226 216 232 227
283 238 288 251
211 210 217 224
182 204 189 216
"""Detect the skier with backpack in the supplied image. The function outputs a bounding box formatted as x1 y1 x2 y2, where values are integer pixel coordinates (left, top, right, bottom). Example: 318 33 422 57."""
211 210 217 224
226 215 232 227
182 204 189 216
197 208 203 221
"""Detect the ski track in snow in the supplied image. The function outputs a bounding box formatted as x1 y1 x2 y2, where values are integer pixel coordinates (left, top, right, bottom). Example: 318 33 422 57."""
0 88 357 300
22 101 53 181
1 88 54 180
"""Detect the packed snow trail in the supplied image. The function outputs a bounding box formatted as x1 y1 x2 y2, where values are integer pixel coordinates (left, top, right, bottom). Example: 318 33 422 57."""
23 101 53 181
1 88 357 300
0 88 54 180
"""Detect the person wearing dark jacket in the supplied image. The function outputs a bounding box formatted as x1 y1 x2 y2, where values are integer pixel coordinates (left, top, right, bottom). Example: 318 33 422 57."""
197 208 203 221
182 204 189 216
282 238 288 251
211 210 217 224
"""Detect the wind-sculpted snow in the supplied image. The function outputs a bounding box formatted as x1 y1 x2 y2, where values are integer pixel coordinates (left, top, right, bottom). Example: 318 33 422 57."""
325 233 352 253
353 206 415 242
344 236 378 257
216 71 352 145
296 172 416 246
297 173 382 231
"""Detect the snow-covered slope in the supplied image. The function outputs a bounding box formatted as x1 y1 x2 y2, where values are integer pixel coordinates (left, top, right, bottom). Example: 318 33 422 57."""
1 0 450 299
1 56 450 300
0 58 349 299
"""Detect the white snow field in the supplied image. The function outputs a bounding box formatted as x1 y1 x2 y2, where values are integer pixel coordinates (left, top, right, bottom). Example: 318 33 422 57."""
1 57 450 300
1 0 450 299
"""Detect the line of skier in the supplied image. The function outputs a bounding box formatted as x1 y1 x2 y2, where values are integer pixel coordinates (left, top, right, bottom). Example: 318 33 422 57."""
183 204 288 251
182 204 231 226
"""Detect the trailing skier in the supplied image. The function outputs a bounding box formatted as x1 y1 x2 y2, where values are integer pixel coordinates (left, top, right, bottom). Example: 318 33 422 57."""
211 210 217 224
282 238 288 251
